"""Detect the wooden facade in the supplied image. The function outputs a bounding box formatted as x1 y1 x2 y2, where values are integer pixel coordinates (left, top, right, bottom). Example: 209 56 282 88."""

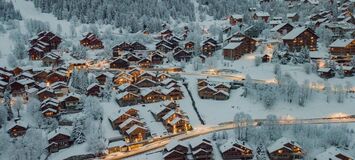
282 27 318 52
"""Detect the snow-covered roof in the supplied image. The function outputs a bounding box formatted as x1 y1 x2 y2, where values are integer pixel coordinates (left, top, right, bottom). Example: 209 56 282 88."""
125 124 147 135
37 88 54 95
267 137 301 153
163 150 184 158
87 83 100 91
161 88 180 95
162 110 177 121
47 127 71 140
0 80 8 86
169 117 183 125
16 79 35 85
231 14 243 19
223 42 242 49
116 91 138 100
192 148 208 155
6 120 28 131
42 108 58 114
287 13 297 18
220 139 252 153
329 39 354 48
150 105 170 115
214 90 230 96
108 140 127 148
315 147 354 160
165 140 187 152
119 118 142 129
282 27 308 40
190 138 211 149
109 111 130 122
199 85 217 92
271 23 292 32
317 67 332 72
255 11 270 17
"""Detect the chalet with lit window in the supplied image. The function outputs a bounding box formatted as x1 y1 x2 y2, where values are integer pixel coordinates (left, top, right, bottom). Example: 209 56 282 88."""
0 69 13 82
126 54 142 64
190 138 213 160
163 150 186 160
86 83 102 97
37 88 56 101
80 32 104 49
113 75 133 86
229 14 244 25
141 89 162 103
28 31 62 60
160 29 173 39
157 73 171 82
138 58 152 68
253 11 270 22
10 79 36 96
197 79 209 89
119 118 144 133
270 23 294 35
165 140 189 154
317 68 335 79
267 137 304 160
282 27 318 52
151 106 173 121
60 93 80 109
46 127 73 153
174 50 192 62
202 38 218 57
184 41 195 51
223 33 257 60
124 125 148 143
162 88 183 100
329 39 355 63
220 139 254 160
110 58 130 69
109 109 138 129
315 147 354 160
156 40 175 53
166 117 192 133
198 86 217 99
7 121 28 137
214 90 230 100
116 92 141 107
112 42 132 57
41 98 60 117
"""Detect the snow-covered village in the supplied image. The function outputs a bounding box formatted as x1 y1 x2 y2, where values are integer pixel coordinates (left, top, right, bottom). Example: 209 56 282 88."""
0 0 355 159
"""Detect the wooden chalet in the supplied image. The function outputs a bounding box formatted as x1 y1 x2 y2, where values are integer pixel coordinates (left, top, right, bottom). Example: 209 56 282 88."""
157 73 171 82
118 83 140 94
163 150 186 160
141 89 162 103
119 118 144 133
138 58 152 68
174 50 192 62
151 52 164 64
42 52 62 66
267 137 304 160
130 42 147 50
197 79 209 89
190 138 213 160
198 86 217 99
229 14 244 26
166 117 192 133
110 58 130 69
37 88 56 101
202 38 218 57
126 54 141 64
287 13 299 22
40 98 60 117
253 11 270 22
28 31 62 60
160 29 173 39
282 27 319 52
184 41 195 51
116 92 141 107
10 79 36 96
219 139 254 160
136 78 157 88
315 147 354 160
270 23 294 35
86 83 102 97
114 75 133 86
109 112 132 129
223 33 256 60
47 127 72 153
151 106 173 121
60 93 80 109
162 88 183 100
124 125 148 143
165 140 189 154
80 32 104 49
112 42 132 57
156 40 175 53
95 72 114 85
7 121 28 137
46 71 67 84
214 90 230 100
317 68 335 79
329 39 355 63
51 81 69 97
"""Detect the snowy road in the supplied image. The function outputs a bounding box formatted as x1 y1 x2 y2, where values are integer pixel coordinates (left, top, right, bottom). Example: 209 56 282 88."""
103 116 355 160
